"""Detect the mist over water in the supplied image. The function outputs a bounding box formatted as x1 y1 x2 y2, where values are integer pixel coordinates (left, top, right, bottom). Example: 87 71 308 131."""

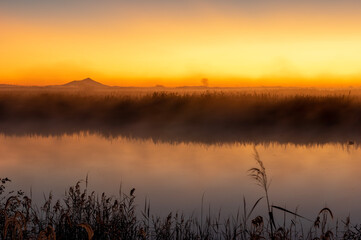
1 88 361 145
1 133 361 224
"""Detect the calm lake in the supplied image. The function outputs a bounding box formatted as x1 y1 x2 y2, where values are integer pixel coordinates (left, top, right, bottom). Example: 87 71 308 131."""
0 133 360 224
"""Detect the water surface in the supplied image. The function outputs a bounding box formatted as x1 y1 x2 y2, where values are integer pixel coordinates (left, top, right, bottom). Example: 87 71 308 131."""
0 133 360 223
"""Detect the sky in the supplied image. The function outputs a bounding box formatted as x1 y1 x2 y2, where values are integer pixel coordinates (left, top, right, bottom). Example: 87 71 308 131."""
1 0 361 87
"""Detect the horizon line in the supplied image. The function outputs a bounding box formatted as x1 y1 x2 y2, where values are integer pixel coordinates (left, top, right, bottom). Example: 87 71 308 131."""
1 77 361 89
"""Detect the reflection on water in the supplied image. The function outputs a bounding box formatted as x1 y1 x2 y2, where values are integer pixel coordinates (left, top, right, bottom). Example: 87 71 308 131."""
0 133 360 223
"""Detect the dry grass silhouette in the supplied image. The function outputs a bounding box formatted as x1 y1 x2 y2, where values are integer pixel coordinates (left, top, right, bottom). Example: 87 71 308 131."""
0 150 360 240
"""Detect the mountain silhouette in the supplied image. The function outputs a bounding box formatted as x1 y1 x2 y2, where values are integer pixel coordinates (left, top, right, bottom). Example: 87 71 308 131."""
62 78 109 88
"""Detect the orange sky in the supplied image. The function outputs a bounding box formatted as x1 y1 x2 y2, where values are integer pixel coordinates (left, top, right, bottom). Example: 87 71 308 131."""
2 0 361 87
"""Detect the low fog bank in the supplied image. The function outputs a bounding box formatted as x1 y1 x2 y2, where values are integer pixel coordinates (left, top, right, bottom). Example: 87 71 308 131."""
0 89 361 145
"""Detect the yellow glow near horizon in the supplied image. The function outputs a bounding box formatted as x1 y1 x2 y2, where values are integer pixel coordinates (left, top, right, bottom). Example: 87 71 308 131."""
2 7 361 87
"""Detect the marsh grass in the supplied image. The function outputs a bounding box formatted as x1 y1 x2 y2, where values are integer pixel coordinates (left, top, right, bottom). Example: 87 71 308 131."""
0 148 360 240
1 91 361 145
248 149 340 239
248 148 275 238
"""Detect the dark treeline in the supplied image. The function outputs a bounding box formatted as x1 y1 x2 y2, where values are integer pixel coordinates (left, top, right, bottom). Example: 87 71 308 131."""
0 91 360 145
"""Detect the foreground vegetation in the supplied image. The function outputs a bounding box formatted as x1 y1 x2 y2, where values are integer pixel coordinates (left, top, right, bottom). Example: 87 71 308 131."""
1 151 360 239
1 90 361 144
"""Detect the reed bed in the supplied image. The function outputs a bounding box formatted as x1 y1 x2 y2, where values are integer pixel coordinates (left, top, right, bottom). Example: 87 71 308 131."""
1 90 361 144
0 151 360 240
0 91 359 129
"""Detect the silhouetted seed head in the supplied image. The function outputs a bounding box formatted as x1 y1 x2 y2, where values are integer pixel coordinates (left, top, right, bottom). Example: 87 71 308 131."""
130 188 135 196
252 216 263 228
314 216 320 228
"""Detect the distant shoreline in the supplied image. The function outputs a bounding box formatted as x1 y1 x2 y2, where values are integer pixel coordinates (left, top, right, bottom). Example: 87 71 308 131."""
1 78 360 90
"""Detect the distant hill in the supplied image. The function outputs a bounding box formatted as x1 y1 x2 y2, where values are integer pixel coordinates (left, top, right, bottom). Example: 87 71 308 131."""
61 78 109 88
0 78 110 89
